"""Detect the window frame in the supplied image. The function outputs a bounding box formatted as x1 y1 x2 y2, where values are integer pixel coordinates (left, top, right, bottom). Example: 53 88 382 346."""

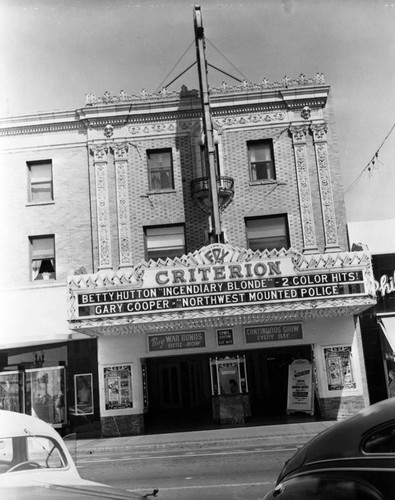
245 215 290 252
144 224 186 261
247 140 276 182
29 235 56 281
27 160 54 203
147 148 174 191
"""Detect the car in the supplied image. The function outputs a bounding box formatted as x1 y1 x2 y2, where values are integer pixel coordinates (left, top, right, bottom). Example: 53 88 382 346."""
264 397 395 500
0 409 159 499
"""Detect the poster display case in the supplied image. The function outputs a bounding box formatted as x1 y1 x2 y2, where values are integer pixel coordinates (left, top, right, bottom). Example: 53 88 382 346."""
0 371 24 413
103 364 133 410
324 346 356 391
73 373 93 415
26 366 66 427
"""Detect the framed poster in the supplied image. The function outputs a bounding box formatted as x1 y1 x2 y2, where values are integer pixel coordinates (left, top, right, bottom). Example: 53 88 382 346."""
26 366 66 426
324 346 356 391
74 374 93 415
103 364 133 410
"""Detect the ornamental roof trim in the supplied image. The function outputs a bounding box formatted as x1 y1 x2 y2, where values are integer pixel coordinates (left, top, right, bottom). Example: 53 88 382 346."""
85 74 326 106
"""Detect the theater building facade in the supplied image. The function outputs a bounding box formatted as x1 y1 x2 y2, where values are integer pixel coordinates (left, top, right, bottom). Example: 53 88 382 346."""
0 75 376 436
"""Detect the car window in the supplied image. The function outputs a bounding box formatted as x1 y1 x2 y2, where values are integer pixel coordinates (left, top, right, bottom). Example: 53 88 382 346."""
27 436 67 468
363 424 395 454
0 438 13 473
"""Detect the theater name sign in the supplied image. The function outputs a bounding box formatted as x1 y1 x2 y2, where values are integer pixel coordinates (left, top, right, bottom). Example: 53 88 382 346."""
68 244 376 321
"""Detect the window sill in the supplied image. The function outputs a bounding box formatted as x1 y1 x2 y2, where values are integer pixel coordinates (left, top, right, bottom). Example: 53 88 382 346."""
249 180 279 186
146 189 176 195
26 201 55 207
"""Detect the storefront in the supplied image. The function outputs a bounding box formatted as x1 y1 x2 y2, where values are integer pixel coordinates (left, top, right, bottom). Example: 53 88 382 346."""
68 243 376 436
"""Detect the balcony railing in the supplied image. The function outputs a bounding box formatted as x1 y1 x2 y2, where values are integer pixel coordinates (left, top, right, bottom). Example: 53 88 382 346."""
190 176 234 213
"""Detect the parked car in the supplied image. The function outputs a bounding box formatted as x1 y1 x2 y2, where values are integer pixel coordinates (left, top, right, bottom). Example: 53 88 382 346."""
0 409 158 499
264 398 395 500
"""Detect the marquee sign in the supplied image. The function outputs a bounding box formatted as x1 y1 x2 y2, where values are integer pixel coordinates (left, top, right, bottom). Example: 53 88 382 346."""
68 244 375 322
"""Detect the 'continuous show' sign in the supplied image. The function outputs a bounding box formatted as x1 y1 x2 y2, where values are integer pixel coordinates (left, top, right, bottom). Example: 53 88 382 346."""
245 324 303 343
76 269 365 319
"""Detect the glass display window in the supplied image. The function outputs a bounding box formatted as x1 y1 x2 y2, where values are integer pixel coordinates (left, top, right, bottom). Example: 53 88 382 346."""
26 366 66 427
0 371 24 413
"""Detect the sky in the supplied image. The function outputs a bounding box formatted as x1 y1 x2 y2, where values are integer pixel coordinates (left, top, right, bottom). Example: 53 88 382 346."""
1 0 394 223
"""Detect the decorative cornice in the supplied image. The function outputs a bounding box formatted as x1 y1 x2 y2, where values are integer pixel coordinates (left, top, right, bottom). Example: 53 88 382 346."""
85 74 326 106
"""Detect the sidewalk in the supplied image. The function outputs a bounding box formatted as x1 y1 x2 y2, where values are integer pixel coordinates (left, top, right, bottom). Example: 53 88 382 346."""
74 421 336 455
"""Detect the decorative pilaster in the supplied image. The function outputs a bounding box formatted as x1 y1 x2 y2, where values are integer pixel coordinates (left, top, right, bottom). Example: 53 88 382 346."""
90 144 112 270
111 143 133 267
310 124 340 252
289 126 318 253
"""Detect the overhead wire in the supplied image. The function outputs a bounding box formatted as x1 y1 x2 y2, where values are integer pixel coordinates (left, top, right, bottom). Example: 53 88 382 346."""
155 40 195 93
344 121 395 195
206 37 250 82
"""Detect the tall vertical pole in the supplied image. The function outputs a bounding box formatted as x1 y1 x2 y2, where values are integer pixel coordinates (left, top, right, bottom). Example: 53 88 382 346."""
194 6 222 243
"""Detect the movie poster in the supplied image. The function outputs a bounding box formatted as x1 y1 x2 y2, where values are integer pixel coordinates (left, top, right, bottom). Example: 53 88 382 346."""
103 365 133 410
324 346 356 391
287 360 314 414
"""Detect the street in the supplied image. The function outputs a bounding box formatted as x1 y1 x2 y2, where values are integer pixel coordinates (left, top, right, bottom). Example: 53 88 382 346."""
77 441 297 500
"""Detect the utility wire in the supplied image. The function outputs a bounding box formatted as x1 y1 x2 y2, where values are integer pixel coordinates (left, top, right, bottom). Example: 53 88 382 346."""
344 121 395 195
206 37 250 82
155 40 195 93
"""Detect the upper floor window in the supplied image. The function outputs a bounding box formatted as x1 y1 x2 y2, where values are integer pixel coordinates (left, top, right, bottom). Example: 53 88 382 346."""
145 225 185 261
28 161 53 202
30 235 56 281
247 140 275 182
147 149 174 190
246 215 289 251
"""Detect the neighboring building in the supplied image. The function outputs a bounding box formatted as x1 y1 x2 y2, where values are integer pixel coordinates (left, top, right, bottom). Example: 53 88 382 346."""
0 71 376 436
348 220 395 404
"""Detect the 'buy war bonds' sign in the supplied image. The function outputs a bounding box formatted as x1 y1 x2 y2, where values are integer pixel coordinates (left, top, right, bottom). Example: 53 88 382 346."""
73 246 370 320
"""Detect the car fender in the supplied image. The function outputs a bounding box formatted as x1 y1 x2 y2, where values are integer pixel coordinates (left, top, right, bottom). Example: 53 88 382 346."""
264 474 384 500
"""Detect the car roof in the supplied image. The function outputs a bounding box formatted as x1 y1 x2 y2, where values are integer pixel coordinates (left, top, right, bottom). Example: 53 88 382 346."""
0 410 61 440
305 398 395 462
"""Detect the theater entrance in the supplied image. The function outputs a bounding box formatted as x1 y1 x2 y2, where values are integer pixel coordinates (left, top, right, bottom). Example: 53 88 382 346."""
145 354 212 432
144 344 314 433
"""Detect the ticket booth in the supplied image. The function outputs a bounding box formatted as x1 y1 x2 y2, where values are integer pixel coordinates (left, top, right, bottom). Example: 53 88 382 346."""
210 355 250 424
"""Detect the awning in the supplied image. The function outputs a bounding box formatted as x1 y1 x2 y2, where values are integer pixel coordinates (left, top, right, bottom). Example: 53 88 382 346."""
378 317 395 353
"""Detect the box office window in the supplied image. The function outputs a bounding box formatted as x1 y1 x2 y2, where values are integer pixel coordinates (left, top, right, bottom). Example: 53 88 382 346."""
28 161 53 202
246 215 289 251
147 149 174 190
30 235 56 281
145 225 185 261
248 140 275 182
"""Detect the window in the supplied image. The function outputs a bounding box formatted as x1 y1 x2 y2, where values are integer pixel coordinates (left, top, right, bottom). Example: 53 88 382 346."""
246 215 289 251
147 149 174 190
145 225 185 261
248 140 275 181
30 235 56 281
364 424 395 454
28 161 53 202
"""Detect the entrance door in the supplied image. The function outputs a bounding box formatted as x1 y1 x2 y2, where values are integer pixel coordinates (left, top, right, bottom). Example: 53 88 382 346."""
158 363 182 409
